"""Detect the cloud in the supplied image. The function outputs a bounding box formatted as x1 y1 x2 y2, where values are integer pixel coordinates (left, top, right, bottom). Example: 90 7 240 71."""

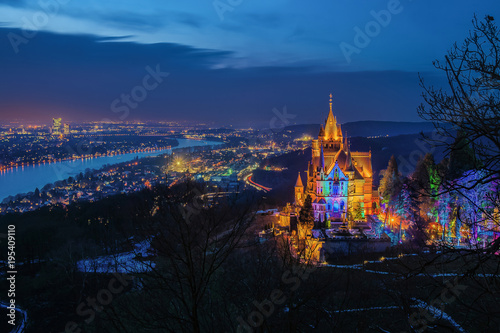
92 11 168 32
172 12 206 29
0 27 431 126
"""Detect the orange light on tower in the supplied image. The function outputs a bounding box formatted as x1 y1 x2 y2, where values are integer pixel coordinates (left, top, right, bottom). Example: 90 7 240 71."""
329 93 332 113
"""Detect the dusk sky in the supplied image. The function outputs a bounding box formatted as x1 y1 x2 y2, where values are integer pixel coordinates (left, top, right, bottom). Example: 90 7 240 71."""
0 0 498 127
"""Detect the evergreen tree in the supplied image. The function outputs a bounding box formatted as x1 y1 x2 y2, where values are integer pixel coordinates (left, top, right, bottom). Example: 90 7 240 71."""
379 155 402 228
395 183 412 243
411 153 440 221
412 153 440 197
447 130 477 180
396 183 412 221
298 194 314 230
379 155 401 204
437 189 452 241
456 171 490 245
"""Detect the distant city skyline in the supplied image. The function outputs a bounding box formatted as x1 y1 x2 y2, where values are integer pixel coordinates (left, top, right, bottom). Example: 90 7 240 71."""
0 1 498 126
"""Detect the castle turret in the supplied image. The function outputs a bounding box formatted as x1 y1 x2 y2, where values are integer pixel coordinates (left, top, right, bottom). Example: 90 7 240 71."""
324 94 337 140
324 109 337 140
295 172 304 187
318 124 325 138
295 172 304 205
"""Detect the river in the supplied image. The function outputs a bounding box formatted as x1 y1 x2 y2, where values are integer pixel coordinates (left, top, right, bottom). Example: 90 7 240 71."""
0 138 221 201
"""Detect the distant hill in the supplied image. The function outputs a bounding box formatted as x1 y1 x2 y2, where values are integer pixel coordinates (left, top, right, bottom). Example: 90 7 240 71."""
285 121 437 138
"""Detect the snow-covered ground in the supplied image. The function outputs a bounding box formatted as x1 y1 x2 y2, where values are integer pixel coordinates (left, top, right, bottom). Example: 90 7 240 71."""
331 301 466 332
412 298 467 333
77 239 155 273
255 208 278 215
322 253 499 278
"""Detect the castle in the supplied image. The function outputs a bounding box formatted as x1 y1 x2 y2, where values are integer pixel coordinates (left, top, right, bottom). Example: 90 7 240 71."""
293 95 376 228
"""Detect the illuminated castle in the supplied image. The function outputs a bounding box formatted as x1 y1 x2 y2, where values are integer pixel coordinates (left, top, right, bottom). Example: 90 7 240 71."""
294 95 374 226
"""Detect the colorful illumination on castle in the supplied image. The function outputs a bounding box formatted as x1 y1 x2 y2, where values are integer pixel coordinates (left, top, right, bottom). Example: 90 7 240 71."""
294 95 376 226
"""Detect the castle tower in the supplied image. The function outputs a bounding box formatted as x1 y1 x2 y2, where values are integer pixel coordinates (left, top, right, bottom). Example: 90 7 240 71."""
324 109 337 141
282 94 375 228
295 172 304 205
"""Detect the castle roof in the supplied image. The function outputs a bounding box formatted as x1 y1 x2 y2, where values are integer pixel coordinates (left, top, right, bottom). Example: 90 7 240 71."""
353 166 365 180
335 150 348 171
295 172 304 187
345 146 355 172
324 108 337 140
351 152 373 178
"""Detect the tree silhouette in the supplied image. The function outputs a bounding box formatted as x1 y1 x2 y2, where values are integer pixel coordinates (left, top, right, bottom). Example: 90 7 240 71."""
298 194 314 230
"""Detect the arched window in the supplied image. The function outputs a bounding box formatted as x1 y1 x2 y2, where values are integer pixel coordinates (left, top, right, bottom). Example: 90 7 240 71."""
333 202 339 212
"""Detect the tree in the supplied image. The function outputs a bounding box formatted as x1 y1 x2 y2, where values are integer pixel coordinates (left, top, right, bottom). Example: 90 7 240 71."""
396 183 413 243
412 153 439 197
415 15 500 329
379 155 402 229
447 130 477 180
410 153 441 226
418 15 500 247
418 15 500 191
436 189 452 241
379 155 401 204
298 194 314 230
455 170 491 246
100 181 255 333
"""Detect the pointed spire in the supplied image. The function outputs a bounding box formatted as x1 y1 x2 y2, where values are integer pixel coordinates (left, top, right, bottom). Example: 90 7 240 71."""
325 94 337 140
318 124 325 138
319 144 325 170
344 132 348 151
329 93 333 113
344 137 354 171
295 172 304 187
